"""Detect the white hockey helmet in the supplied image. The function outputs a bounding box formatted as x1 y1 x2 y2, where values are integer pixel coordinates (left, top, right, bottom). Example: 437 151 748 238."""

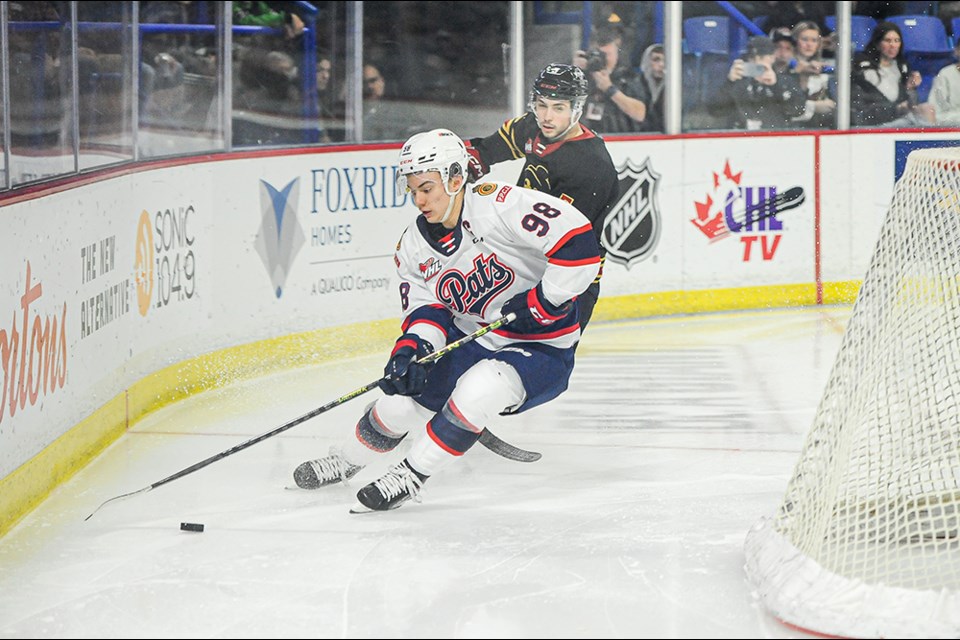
396 128 469 197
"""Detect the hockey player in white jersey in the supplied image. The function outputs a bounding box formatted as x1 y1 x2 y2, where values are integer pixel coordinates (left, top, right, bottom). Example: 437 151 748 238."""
293 128 600 512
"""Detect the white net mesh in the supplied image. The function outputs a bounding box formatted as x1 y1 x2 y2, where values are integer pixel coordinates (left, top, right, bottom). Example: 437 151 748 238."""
744 147 960 639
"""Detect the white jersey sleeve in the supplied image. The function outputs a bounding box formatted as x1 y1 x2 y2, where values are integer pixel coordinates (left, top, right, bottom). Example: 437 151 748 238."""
392 228 452 351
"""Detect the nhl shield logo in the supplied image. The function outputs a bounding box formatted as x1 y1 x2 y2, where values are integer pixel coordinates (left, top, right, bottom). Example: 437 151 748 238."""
602 158 662 269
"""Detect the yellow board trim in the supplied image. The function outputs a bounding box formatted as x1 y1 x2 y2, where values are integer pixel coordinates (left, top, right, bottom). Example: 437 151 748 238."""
0 318 396 537
0 283 862 537
592 281 861 321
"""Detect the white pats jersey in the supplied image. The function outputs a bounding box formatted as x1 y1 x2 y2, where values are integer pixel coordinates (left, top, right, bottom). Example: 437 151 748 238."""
392 180 601 351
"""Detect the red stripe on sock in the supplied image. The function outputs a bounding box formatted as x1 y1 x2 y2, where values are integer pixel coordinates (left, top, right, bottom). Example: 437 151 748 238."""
426 421 465 456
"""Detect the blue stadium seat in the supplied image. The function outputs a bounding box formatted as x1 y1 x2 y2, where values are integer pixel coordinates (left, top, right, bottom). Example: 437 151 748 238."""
683 16 730 55
890 15 951 52
684 16 755 111
684 16 731 55
682 15 761 57
825 15 877 52
683 16 731 111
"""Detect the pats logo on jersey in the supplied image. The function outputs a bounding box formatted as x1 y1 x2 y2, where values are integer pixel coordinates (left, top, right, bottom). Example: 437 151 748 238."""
418 256 443 281
436 254 514 316
601 158 662 269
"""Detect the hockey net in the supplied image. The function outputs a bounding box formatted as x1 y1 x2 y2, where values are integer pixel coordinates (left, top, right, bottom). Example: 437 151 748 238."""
744 147 960 639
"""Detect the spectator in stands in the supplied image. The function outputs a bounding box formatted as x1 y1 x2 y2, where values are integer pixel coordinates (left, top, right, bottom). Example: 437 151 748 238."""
789 20 837 128
141 51 186 120
233 48 306 145
574 19 649 133
140 0 191 92
720 35 806 130
820 29 839 63
770 28 797 74
851 21 936 127
316 51 343 142
142 2 218 77
926 40 960 126
638 43 665 133
233 1 304 40
793 20 835 70
361 62 424 141
237 48 299 108
233 0 309 65
316 53 333 103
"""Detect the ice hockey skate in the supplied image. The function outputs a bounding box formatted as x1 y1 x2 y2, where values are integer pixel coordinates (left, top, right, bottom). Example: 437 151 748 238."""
292 447 363 489
351 460 425 512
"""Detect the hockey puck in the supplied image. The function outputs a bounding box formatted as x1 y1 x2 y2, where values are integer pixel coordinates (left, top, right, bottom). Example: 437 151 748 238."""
180 522 204 532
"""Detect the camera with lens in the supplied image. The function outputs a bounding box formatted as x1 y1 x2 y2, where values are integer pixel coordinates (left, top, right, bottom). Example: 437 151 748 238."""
584 49 607 72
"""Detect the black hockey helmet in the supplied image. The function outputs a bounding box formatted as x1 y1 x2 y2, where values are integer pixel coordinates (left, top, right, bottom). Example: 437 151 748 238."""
531 64 589 103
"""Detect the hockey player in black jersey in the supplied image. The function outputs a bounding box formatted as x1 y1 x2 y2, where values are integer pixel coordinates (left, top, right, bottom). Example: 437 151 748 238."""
465 63 619 330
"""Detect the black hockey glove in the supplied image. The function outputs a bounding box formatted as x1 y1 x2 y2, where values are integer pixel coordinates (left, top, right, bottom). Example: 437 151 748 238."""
464 139 489 182
500 284 574 334
378 334 435 396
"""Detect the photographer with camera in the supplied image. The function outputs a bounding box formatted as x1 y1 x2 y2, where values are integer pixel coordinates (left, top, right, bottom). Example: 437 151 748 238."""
719 35 806 130
574 20 649 134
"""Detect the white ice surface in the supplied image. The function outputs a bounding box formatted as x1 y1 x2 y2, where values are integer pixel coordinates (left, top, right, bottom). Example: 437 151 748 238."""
0 306 852 639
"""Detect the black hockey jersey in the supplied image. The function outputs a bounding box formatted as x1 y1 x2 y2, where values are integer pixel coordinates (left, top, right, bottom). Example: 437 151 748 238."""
468 112 620 259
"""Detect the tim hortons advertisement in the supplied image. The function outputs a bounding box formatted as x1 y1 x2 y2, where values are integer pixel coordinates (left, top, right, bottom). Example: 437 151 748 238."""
0 171 212 480
0 184 124 479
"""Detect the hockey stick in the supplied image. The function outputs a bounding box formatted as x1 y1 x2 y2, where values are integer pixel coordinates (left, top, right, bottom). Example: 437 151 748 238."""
478 428 541 462
709 186 806 242
84 312 539 520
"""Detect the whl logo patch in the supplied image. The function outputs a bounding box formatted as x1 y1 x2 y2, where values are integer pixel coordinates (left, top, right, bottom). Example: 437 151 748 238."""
419 257 442 281
602 158 662 269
